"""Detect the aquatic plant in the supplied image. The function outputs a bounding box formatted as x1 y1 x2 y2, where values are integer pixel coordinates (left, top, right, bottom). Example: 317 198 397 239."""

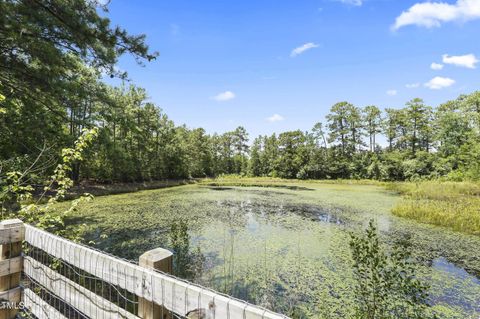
57 182 480 318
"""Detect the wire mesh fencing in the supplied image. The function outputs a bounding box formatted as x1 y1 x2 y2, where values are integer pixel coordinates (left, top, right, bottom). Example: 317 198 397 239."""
18 224 289 319
22 242 138 318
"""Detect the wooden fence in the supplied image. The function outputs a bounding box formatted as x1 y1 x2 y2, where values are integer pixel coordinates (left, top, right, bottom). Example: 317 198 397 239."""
0 219 289 319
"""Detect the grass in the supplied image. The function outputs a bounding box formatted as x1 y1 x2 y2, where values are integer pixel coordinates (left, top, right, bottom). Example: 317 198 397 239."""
389 181 480 236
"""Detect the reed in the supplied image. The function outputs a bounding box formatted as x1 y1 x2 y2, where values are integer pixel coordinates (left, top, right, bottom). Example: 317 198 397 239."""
389 181 480 236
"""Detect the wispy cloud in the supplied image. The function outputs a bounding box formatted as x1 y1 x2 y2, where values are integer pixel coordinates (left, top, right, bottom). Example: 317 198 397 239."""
442 54 478 69
290 42 319 57
266 114 285 122
405 83 421 89
211 91 236 101
392 0 480 30
335 0 363 6
386 89 398 96
430 62 444 70
425 77 455 90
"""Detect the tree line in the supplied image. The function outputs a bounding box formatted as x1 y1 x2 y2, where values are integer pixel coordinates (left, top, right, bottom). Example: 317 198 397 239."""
3 81 480 183
249 94 480 181
1 0 480 185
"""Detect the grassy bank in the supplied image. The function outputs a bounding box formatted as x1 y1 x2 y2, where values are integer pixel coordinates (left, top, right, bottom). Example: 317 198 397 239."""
389 181 480 236
201 175 385 188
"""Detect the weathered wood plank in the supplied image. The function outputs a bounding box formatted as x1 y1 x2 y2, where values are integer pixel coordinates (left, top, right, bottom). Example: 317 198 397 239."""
0 257 22 277
139 248 173 319
24 257 140 319
22 289 67 319
0 219 24 319
24 225 288 319
0 220 25 245
0 286 21 303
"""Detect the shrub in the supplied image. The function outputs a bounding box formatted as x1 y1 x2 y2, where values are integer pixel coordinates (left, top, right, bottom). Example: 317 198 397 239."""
349 220 434 319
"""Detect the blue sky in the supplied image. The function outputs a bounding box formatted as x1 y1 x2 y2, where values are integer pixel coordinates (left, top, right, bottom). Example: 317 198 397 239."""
106 0 480 139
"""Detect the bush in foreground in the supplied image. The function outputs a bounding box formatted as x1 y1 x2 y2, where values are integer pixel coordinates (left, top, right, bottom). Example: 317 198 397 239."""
350 220 435 319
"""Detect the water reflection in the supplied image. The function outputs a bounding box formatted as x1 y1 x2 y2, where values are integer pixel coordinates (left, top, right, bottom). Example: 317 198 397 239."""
431 257 480 313
316 212 343 225
433 257 480 285
198 198 480 318
169 220 205 281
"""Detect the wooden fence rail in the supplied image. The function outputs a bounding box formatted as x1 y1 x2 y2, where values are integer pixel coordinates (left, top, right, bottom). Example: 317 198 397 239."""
0 219 24 319
0 219 289 319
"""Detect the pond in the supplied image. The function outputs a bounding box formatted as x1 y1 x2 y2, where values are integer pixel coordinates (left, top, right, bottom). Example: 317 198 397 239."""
65 183 480 319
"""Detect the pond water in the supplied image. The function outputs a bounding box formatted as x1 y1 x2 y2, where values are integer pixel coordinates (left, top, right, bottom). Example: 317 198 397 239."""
67 183 480 319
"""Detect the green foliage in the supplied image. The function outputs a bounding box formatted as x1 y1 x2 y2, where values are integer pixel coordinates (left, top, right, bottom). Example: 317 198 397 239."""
327 101 364 156
364 105 382 152
350 220 433 319
0 0 156 105
1 128 98 239
275 130 308 178
4 58 480 184
1 0 480 212
405 98 434 154
230 92 480 182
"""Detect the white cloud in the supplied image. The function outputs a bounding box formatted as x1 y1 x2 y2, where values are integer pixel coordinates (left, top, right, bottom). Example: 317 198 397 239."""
95 0 110 6
386 89 398 96
392 0 480 30
424 76 455 90
430 62 444 70
335 0 363 6
290 42 319 57
406 83 421 89
266 114 285 122
212 91 236 101
442 54 478 69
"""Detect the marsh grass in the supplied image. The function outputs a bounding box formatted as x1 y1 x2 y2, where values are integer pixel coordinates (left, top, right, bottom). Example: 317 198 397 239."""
389 181 480 236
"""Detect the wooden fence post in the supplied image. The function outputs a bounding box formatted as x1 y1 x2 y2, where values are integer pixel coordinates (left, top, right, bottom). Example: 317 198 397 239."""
138 248 173 319
0 219 24 319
